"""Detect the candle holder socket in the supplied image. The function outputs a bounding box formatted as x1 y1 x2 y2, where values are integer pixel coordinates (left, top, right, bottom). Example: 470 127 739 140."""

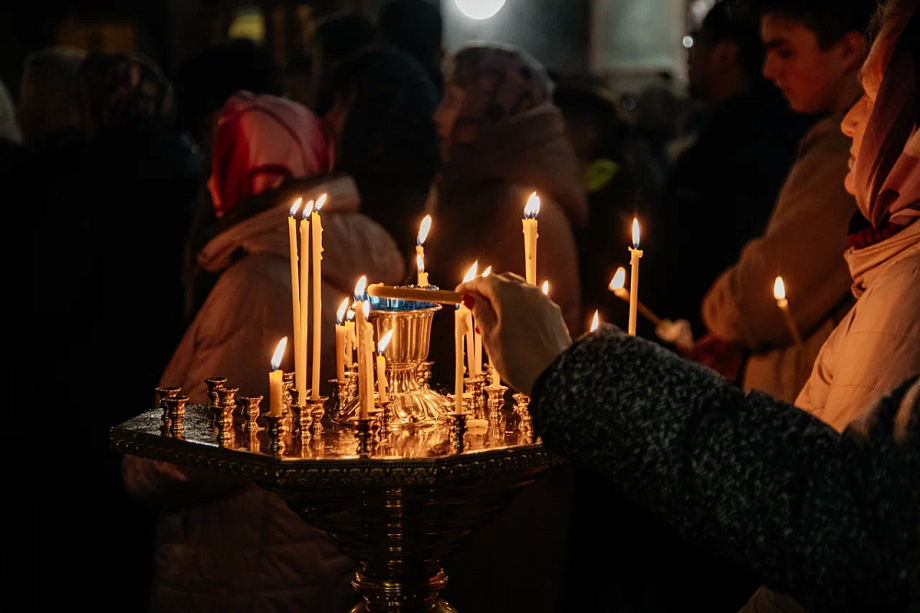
205 377 228 426
266 414 289 456
464 375 487 420
155 387 182 425
353 418 373 457
293 402 313 437
164 395 189 437
238 396 263 433
513 393 533 443
308 396 327 437
282 372 295 412
449 413 469 454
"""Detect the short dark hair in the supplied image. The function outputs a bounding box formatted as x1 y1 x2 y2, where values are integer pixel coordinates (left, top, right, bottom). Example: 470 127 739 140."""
315 13 375 62
757 0 878 49
701 0 766 84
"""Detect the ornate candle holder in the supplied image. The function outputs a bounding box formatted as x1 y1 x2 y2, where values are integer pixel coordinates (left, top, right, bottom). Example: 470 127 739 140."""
449 412 468 454
309 396 327 437
239 396 262 433
293 402 314 437
266 414 289 456
163 395 189 437
353 418 373 457
205 377 227 427
464 375 487 420
417 361 433 388
214 386 238 430
282 372 295 410
513 393 533 443
155 387 182 426
336 305 452 427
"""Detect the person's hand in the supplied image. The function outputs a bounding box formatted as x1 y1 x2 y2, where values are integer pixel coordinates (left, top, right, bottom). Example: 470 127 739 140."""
457 273 572 396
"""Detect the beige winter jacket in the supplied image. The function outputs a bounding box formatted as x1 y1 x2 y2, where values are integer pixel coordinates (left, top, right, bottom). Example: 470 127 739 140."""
123 180 405 613
702 114 857 403
796 220 920 432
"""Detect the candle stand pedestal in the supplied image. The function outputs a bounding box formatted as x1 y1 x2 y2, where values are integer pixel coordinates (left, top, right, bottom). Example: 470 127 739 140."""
111 396 555 613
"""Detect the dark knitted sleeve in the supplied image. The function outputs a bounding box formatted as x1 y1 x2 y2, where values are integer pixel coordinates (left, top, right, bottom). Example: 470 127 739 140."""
530 326 919 610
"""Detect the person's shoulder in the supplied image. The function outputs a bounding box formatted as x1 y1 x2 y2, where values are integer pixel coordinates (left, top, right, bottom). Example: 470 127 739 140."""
798 113 851 158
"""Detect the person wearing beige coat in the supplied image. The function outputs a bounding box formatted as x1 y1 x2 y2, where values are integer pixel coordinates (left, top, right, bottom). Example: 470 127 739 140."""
702 112 857 404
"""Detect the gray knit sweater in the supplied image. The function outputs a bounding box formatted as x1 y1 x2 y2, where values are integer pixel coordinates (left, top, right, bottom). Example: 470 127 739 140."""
530 327 919 612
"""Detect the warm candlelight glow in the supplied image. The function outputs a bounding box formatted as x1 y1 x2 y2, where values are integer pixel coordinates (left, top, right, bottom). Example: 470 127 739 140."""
354 276 368 300
336 299 349 325
315 193 327 211
378 330 394 354
524 192 541 219
271 337 288 370
463 261 479 283
290 198 302 217
609 267 627 291
302 199 315 219
417 253 426 274
417 215 432 245
774 276 787 301
542 281 549 295
482 266 492 278
632 218 641 248
590 311 600 332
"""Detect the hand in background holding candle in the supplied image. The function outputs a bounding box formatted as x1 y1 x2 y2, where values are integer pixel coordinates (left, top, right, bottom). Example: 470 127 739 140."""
457 273 571 396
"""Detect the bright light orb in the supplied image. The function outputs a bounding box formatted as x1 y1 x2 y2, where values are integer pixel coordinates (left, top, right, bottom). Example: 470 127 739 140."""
454 0 507 20
683 36 694 49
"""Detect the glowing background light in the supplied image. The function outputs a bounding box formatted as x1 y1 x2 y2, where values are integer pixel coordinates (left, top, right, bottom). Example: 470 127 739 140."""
454 0 507 21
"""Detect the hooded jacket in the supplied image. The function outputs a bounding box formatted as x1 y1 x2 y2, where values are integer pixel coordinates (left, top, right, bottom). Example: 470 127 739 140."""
122 181 404 613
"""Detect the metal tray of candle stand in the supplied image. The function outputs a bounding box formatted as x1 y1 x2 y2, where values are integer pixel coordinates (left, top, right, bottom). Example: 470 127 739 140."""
335 297 454 427
110 400 556 612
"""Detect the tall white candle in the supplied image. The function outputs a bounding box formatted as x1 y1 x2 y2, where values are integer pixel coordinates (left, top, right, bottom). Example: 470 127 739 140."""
335 299 349 382
628 219 643 337
522 192 540 285
345 308 356 369
311 194 327 399
461 262 479 377
455 305 469 413
269 337 288 417
354 277 370 420
376 330 394 404
362 303 375 415
299 201 313 404
288 200 304 407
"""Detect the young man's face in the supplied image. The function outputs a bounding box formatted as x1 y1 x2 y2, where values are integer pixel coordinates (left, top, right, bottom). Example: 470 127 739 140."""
761 14 854 113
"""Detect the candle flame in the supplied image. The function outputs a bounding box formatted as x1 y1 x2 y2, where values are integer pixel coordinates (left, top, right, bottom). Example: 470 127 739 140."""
417 253 426 274
774 276 787 301
482 266 492 278
632 218 641 248
354 276 367 300
302 199 315 219
290 198 303 217
377 330 394 353
315 193 327 211
417 214 432 245
346 304 356 321
336 299 349 324
609 267 627 291
524 192 541 219
362 301 370 318
271 337 288 371
542 281 549 295
462 261 479 283
590 311 600 332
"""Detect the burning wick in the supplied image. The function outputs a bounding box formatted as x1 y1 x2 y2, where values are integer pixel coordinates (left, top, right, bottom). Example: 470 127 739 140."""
773 277 803 346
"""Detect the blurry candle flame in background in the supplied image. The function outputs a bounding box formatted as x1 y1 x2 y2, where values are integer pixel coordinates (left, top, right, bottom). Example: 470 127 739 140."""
417 215 432 245
590 311 600 332
378 330 394 354
271 337 288 370
774 276 787 301
609 267 627 292
542 281 549 295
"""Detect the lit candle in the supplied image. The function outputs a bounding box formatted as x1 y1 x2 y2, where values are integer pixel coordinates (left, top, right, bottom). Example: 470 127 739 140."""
416 215 432 286
354 277 373 420
362 301 375 413
590 310 600 332
455 304 470 413
310 194 327 399
628 219 644 337
346 306 356 368
299 200 314 405
773 277 804 346
288 199 305 407
335 299 349 382
522 192 541 285
417 254 429 287
376 330 394 404
462 262 479 377
542 281 549 296
482 266 492 278
269 337 288 417
609 266 662 327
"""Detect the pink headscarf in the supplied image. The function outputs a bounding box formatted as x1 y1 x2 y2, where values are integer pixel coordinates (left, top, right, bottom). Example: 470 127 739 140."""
208 92 333 217
851 9 920 228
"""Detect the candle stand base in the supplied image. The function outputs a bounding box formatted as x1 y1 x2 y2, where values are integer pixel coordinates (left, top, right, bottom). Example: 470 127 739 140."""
309 396 327 437
293 403 313 437
266 415 289 456
164 396 188 438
